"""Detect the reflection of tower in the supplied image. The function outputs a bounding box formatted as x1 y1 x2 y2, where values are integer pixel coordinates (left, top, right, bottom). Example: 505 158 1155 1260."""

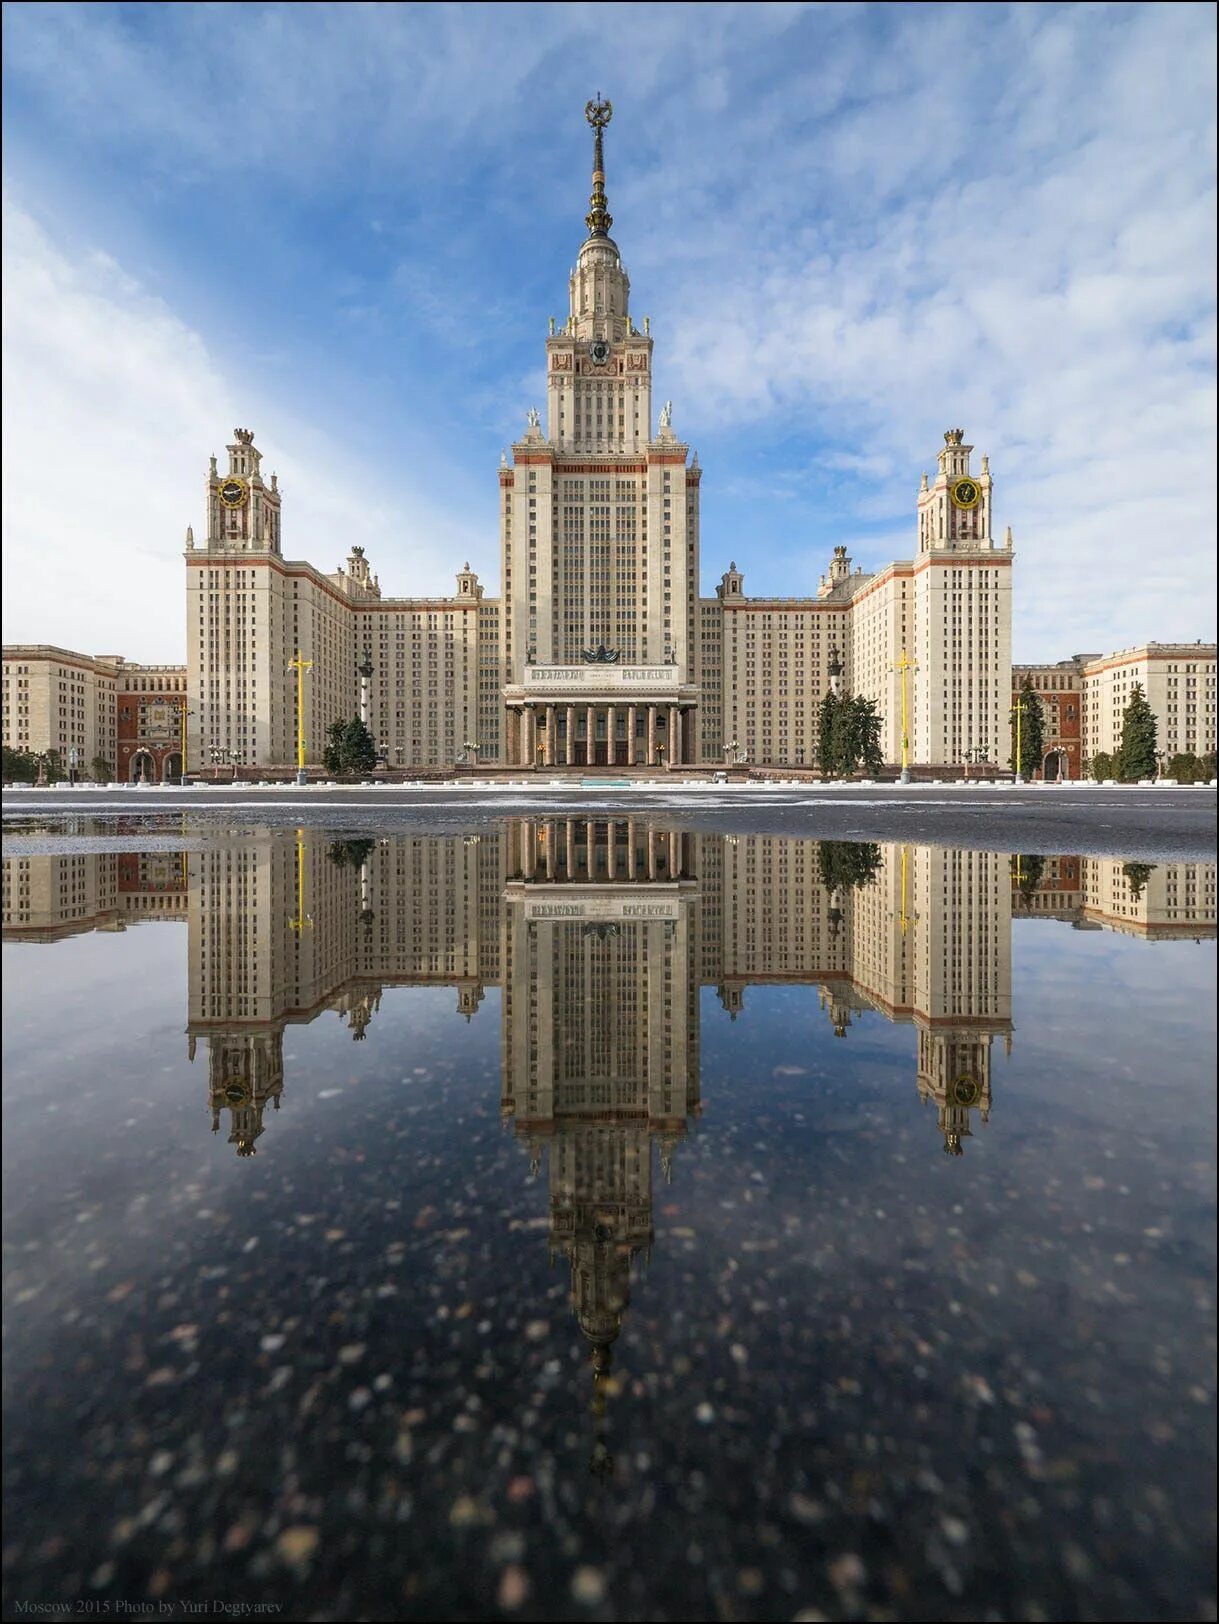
908 847 1011 1155
916 1033 992 1155
338 987 382 1041
501 818 700 1471
205 1032 284 1156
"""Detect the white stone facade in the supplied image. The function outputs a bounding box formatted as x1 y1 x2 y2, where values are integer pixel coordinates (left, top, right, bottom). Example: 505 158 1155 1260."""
1081 645 1216 765
179 114 1015 772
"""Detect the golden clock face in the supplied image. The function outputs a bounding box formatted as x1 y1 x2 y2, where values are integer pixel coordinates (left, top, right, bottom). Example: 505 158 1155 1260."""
219 477 248 509
950 476 981 510
952 1075 980 1107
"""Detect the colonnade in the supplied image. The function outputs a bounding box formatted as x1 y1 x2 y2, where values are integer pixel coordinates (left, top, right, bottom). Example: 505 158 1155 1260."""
505 703 696 768
508 819 691 883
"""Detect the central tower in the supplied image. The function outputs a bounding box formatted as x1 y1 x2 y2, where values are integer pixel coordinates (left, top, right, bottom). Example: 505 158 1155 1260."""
546 98 653 454
498 101 702 769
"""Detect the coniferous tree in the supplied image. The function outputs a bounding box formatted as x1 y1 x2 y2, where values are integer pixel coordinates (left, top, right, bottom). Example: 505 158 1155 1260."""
323 720 348 775
852 696 885 775
1116 684 1158 782
1008 677 1045 776
343 718 378 773
91 755 113 783
817 692 839 775
829 695 857 776
323 717 379 775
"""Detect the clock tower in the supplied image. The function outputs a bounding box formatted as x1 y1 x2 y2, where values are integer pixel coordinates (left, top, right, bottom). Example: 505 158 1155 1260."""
205 427 281 554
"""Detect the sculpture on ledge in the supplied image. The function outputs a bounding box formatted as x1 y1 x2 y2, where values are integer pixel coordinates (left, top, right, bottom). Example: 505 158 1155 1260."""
582 643 621 664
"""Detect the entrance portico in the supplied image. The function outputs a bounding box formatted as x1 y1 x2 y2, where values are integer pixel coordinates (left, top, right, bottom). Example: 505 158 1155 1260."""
504 665 699 767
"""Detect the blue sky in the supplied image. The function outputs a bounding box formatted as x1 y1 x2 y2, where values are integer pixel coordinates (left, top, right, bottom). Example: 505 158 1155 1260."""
2 1 1215 663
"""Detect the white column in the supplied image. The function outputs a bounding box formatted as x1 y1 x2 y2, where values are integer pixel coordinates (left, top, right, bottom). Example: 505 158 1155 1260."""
544 704 555 767
606 705 617 767
647 704 657 767
627 704 638 766
566 704 575 767
586 705 596 768
668 708 678 766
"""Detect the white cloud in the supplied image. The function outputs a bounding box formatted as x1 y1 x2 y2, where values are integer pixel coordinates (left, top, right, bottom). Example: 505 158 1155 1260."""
0 2 1214 664
1 198 487 661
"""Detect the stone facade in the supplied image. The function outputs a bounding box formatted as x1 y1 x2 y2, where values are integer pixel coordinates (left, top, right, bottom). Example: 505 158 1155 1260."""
1010 645 1217 778
1081 644 1216 767
1011 659 1092 780
1 646 187 782
185 112 1014 772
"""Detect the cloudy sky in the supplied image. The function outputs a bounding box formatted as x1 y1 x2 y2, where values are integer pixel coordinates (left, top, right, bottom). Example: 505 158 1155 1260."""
2 1 1215 663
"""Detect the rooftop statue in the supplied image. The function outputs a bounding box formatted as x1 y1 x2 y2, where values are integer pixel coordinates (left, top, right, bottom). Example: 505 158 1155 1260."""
582 643 621 664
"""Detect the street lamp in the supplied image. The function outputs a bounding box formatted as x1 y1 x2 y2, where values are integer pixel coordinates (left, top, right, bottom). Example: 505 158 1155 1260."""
210 747 240 781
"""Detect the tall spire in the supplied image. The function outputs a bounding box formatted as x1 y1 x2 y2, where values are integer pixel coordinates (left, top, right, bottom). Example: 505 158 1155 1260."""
584 96 614 238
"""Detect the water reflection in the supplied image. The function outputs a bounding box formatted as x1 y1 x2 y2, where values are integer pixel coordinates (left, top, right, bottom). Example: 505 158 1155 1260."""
4 828 1213 1201
2 825 1215 1617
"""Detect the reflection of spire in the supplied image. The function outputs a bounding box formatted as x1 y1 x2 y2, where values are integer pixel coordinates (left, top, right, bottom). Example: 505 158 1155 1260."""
589 1346 615 1480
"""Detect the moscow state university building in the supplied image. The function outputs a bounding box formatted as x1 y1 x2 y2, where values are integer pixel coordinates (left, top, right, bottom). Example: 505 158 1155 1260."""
186 106 1013 772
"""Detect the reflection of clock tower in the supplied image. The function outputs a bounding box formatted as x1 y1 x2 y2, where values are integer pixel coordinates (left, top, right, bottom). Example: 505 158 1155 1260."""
202 1031 285 1158
916 1031 993 1156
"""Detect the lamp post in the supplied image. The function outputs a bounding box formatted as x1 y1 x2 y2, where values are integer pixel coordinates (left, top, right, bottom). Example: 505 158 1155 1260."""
288 649 313 786
210 747 240 782
891 648 917 785
1014 685 1025 785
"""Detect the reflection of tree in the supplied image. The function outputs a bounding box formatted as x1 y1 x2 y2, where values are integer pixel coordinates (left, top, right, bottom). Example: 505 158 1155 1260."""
1010 854 1046 906
1121 861 1155 901
328 838 377 869
816 841 883 891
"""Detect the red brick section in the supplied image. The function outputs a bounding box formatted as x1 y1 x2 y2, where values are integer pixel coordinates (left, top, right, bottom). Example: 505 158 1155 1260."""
117 690 186 783
1011 673 1083 780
